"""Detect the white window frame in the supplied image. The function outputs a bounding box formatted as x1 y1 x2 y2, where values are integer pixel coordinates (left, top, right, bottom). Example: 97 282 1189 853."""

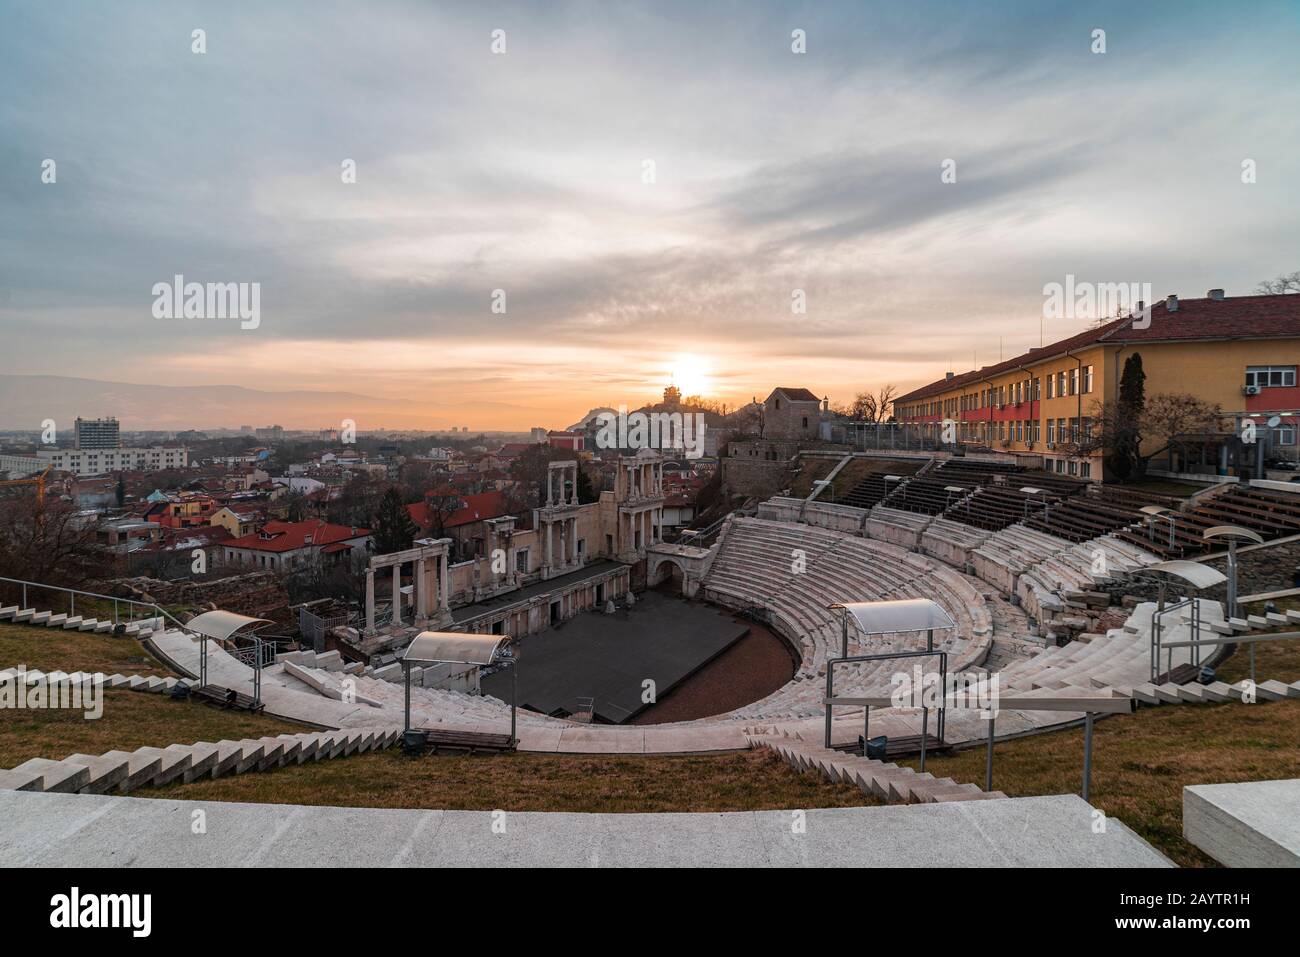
1245 366 1296 389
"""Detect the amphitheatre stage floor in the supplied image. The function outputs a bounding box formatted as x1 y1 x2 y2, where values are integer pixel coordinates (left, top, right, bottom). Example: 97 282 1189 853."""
482 591 750 723
0 790 1172 868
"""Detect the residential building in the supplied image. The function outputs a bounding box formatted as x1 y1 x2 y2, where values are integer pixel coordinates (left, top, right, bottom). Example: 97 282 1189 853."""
894 291 1300 479
221 519 371 571
32 445 189 476
74 417 121 450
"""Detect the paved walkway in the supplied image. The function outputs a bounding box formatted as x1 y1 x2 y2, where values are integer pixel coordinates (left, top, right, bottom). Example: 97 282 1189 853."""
0 791 1171 867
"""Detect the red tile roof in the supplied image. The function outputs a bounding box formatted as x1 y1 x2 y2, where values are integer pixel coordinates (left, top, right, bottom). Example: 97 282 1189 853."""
224 519 370 553
408 491 510 531
895 293 1300 403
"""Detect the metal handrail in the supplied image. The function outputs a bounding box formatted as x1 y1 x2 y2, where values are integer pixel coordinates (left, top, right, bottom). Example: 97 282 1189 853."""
1 576 271 705
825 648 948 772
0 575 192 632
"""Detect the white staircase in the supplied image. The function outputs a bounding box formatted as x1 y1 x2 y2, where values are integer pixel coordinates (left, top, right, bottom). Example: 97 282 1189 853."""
0 725 407 794
749 734 1005 804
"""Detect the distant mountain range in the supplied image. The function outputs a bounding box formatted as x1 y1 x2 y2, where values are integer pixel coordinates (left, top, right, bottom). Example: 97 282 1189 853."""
0 374 536 432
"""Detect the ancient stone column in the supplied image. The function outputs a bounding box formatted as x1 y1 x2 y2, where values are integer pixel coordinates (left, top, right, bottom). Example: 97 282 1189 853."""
391 563 402 626
365 568 375 633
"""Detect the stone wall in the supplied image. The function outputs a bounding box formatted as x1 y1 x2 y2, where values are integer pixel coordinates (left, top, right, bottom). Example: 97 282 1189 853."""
721 455 796 499
107 571 291 621
1109 537 1300 606
1202 538 1300 600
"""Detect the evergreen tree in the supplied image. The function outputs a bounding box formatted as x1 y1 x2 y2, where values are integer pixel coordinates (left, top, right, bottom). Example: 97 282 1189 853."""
576 465 597 504
1108 353 1146 480
372 486 418 554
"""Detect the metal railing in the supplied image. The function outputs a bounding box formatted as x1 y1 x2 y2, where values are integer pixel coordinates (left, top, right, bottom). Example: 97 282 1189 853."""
824 648 948 771
0 576 190 633
679 515 728 547
1150 593 1207 682
1 576 274 707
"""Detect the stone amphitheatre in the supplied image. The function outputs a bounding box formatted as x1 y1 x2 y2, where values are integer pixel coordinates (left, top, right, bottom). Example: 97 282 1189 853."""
2 450 1299 868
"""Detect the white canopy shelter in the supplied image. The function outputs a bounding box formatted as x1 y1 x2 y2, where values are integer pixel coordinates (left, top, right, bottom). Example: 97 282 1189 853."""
401 631 517 744
403 631 511 667
186 610 273 704
1139 560 1228 590
185 610 272 642
1203 525 1265 545
829 598 956 637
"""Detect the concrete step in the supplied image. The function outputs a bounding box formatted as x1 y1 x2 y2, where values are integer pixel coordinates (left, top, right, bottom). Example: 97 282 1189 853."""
0 605 18 620
62 753 131 794
132 746 191 787
60 616 83 629
98 749 163 793
29 611 51 625
209 740 261 777
11 757 90 793
0 768 44 791
181 743 222 782
46 613 67 627
1256 680 1295 702
14 608 36 622
253 737 286 771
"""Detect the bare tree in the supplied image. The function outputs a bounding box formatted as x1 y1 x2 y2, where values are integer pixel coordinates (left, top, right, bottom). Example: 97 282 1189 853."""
0 497 107 597
420 490 464 539
1081 393 1226 479
838 385 899 423
1256 271 1300 295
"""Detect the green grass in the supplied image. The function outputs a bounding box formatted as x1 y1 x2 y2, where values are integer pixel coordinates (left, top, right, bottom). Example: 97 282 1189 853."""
147 747 885 813
0 621 170 677
898 639 1300 867
0 691 302 763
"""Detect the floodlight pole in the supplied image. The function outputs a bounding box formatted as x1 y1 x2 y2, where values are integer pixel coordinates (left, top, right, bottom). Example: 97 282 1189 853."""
985 713 995 792
1082 712 1095 802
403 659 411 733
919 706 928 772
510 654 518 748
1226 539 1239 618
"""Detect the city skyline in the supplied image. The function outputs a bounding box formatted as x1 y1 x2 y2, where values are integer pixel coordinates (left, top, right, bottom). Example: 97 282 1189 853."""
3 1 1299 430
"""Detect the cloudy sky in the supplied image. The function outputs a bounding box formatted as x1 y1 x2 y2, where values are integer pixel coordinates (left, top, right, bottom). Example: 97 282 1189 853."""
2 0 1298 430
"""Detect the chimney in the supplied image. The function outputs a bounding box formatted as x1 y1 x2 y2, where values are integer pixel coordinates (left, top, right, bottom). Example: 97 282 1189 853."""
1207 288 1225 301
945 371 955 381
1166 294 1179 312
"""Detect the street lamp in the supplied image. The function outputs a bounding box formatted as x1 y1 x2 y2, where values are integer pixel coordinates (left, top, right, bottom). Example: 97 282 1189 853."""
1139 504 1177 553
1020 486 1046 521
1203 524 1266 681
944 485 965 510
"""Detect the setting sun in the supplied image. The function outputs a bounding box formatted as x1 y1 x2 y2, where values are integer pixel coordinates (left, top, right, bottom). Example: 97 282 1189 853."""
669 354 712 398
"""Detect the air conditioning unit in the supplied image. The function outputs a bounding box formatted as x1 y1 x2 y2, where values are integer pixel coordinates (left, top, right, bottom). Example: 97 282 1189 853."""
1046 442 1056 450
1243 385 1261 396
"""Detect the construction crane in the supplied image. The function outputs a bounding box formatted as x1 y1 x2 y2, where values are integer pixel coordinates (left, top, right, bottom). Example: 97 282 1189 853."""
0 466 52 505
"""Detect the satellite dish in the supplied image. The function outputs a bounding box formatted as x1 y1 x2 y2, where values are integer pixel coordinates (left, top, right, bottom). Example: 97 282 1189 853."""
1267 415 1282 428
